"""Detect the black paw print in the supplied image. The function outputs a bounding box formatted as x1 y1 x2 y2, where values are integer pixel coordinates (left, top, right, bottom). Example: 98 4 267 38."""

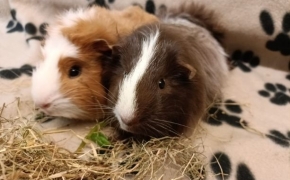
287 74 290 81
258 82 290 105
25 22 48 44
260 10 290 56
206 99 248 129
6 9 24 33
145 0 156 14
286 74 290 92
210 152 255 180
266 130 290 148
230 50 260 72
0 64 34 80
88 0 109 8
6 9 48 44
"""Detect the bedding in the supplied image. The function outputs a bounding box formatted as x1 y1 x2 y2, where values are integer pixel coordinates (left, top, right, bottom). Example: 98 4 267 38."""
0 0 289 179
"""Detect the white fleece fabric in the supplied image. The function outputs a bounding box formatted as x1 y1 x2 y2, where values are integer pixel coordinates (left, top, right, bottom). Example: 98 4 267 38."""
0 0 289 180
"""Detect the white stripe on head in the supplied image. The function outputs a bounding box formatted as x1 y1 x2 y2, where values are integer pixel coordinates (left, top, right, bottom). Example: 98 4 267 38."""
114 29 160 126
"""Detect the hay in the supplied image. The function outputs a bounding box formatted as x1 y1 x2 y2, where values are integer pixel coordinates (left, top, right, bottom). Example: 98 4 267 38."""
0 99 205 180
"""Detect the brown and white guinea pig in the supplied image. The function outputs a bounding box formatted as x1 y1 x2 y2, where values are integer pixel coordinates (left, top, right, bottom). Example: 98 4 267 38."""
107 3 229 139
31 6 158 121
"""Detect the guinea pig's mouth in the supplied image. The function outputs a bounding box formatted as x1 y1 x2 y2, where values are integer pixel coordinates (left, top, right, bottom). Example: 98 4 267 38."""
118 121 145 135
38 105 85 120
119 119 181 138
39 108 60 118
119 120 160 137
115 115 165 137
38 108 51 115
119 123 135 133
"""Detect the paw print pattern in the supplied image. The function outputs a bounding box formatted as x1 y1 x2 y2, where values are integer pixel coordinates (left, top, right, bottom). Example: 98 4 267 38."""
210 152 231 180
286 74 290 92
0 64 34 80
6 9 48 44
25 22 48 44
236 163 255 180
206 99 248 128
145 0 156 14
287 74 290 82
260 10 290 56
88 0 109 8
6 9 24 33
230 50 260 72
210 152 255 180
266 130 290 148
258 83 290 105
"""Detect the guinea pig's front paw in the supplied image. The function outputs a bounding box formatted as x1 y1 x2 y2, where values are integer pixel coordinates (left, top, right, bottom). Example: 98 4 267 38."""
34 111 55 123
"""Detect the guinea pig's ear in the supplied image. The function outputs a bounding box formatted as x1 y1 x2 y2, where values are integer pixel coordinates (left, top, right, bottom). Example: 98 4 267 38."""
91 39 112 57
112 45 121 55
100 45 122 73
178 61 197 80
109 45 122 65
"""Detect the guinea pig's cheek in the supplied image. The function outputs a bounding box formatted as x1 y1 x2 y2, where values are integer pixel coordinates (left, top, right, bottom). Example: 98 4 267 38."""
53 103 85 119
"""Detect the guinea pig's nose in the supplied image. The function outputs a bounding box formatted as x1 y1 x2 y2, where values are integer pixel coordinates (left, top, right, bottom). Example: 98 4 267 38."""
37 102 51 109
120 117 138 126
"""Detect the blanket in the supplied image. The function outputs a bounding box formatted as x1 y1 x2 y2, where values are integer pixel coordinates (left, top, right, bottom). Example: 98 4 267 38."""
0 0 289 179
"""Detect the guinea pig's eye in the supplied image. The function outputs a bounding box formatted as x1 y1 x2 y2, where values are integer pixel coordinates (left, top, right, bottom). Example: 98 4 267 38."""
158 79 165 89
69 65 81 78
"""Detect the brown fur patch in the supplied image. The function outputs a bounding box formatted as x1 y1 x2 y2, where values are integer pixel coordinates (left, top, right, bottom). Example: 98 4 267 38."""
58 54 106 120
60 6 158 47
159 2 225 44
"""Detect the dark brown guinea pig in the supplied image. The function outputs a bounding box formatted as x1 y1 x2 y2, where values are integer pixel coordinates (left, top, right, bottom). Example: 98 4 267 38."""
107 7 229 139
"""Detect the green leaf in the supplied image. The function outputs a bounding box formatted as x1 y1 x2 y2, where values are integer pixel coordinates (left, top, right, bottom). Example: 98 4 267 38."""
75 123 111 153
89 132 111 147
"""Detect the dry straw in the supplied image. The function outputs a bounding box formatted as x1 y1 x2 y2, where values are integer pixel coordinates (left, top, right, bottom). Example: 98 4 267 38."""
0 99 205 180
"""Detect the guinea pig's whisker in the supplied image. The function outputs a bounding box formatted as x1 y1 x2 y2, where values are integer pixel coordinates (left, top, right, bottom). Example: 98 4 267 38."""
59 87 86 97
81 103 113 110
62 92 115 107
54 98 114 113
153 121 172 131
102 117 117 126
83 106 113 110
152 121 177 136
59 83 116 105
145 123 165 136
154 118 193 130
154 122 180 136
88 88 116 104
153 119 178 132
89 80 117 102
106 91 117 102
60 87 82 95
102 115 115 122
78 78 117 102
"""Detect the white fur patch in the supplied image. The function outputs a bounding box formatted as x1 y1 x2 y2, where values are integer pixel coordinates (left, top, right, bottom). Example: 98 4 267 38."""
164 17 198 28
42 98 85 119
57 7 97 28
113 30 160 128
31 32 79 116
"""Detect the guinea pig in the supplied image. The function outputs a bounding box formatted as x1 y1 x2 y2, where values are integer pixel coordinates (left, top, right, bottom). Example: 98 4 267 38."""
107 5 229 139
31 5 158 121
